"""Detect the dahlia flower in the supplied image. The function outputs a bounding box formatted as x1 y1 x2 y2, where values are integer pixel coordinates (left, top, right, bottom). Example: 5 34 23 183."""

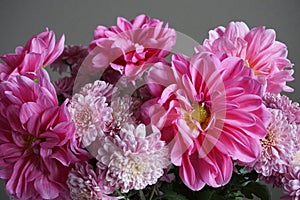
0 69 88 199
51 45 88 75
144 52 271 190
0 29 64 80
87 14 176 82
250 109 297 177
198 21 293 94
67 161 120 200
68 80 115 147
281 166 300 200
51 45 88 98
95 124 170 193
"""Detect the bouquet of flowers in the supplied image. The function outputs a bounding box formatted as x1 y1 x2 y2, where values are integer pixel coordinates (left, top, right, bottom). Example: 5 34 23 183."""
0 14 299 200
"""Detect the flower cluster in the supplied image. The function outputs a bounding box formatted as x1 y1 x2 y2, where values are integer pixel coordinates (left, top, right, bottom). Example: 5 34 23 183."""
0 14 299 200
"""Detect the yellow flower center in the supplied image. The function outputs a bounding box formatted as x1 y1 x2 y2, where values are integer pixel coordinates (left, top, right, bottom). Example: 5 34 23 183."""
261 129 276 148
184 102 210 130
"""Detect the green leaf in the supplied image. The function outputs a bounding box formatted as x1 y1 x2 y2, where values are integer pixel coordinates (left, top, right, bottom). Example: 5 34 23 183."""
240 182 271 200
160 191 189 200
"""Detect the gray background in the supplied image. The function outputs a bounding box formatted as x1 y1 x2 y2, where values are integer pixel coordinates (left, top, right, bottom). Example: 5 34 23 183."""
0 0 299 199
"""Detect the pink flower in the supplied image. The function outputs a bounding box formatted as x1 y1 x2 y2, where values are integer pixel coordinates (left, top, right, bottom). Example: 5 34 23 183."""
250 109 297 177
263 92 300 125
67 161 120 200
198 21 293 94
281 166 300 199
0 29 65 80
0 69 88 199
87 14 176 82
94 124 170 193
68 80 115 148
144 52 271 190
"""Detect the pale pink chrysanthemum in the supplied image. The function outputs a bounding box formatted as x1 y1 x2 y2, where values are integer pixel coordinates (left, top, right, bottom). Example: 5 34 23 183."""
198 21 293 94
263 92 300 125
281 166 300 200
109 95 134 130
68 80 116 147
0 29 64 80
144 52 271 190
67 161 120 200
250 108 297 177
95 124 170 193
87 14 176 82
0 69 88 199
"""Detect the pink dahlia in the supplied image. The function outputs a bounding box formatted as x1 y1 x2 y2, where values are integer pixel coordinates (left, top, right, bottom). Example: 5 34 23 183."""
95 124 170 193
198 21 293 94
144 52 271 190
87 14 176 82
67 161 120 200
68 80 115 148
0 29 64 80
250 108 297 177
281 166 300 200
0 69 88 199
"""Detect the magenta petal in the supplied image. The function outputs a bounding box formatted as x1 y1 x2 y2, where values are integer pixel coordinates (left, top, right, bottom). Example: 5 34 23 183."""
34 175 60 199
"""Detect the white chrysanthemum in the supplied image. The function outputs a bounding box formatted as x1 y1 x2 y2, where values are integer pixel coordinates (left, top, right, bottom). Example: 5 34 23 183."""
251 109 297 177
69 80 114 147
96 124 170 193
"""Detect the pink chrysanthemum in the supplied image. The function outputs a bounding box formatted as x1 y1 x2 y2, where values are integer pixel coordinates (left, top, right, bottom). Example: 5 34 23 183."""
67 161 120 200
264 92 300 125
95 124 170 193
0 29 64 80
250 109 297 177
87 14 176 82
68 80 116 147
0 69 88 199
281 166 300 200
198 21 293 94
144 52 271 190
108 95 134 130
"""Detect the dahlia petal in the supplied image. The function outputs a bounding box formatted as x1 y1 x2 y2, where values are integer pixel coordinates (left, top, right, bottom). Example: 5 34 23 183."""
34 175 60 199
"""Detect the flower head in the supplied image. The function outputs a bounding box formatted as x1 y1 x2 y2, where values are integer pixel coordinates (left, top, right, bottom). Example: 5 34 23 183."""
67 161 119 200
95 124 170 193
51 45 88 75
263 92 300 125
51 45 89 99
250 109 297 177
198 21 293 94
0 69 88 199
68 80 116 147
87 14 176 82
144 52 271 190
0 29 64 80
282 166 300 199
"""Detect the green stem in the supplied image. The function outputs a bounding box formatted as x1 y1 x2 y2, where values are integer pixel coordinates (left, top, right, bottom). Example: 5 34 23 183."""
139 190 147 200
149 184 157 200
